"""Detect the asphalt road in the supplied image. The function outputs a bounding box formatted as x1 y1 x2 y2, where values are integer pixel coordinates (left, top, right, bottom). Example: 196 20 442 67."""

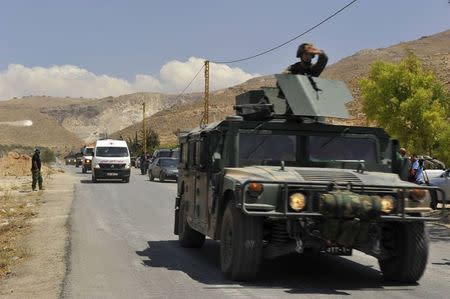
62 167 450 299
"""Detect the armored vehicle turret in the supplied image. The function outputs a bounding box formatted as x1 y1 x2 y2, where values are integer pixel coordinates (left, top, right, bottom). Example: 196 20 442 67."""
173 74 446 282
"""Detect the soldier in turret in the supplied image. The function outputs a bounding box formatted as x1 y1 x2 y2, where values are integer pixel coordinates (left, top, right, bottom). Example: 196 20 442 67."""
284 43 328 77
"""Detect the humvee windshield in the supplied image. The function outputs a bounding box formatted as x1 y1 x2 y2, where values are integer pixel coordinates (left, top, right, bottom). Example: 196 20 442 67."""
239 132 378 166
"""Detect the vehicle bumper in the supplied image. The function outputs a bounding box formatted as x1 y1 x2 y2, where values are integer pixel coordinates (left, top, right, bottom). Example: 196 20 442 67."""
238 180 447 221
165 173 179 180
93 168 130 179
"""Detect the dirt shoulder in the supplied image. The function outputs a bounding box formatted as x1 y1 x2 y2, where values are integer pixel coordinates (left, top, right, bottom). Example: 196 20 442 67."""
0 171 77 298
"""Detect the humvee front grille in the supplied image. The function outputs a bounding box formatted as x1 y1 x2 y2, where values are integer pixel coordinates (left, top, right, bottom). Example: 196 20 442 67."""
296 170 362 184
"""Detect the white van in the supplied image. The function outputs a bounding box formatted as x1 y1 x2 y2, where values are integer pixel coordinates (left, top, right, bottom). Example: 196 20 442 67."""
92 139 131 183
81 146 94 174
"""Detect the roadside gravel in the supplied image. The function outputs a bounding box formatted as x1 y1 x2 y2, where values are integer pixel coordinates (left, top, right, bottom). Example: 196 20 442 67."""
0 171 76 299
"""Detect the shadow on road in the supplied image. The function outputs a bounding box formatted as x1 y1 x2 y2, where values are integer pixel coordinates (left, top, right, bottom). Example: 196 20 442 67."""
150 180 177 184
136 240 416 295
79 179 125 184
428 223 450 242
432 258 450 266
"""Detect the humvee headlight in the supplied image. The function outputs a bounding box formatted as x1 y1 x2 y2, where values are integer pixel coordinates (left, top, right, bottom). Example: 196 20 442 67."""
409 189 426 201
247 183 264 197
380 196 395 214
289 193 306 211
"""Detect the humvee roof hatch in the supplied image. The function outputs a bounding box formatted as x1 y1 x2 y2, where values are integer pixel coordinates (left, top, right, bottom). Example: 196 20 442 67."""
234 74 352 120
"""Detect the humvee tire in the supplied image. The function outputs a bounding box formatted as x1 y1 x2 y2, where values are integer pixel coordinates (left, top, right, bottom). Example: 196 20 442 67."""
149 172 154 181
82 167 87 174
123 177 130 183
379 222 429 283
178 200 205 248
91 175 97 183
220 200 263 281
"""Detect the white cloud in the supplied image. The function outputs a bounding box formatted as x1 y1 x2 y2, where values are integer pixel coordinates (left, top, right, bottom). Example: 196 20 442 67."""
160 57 258 92
0 57 259 100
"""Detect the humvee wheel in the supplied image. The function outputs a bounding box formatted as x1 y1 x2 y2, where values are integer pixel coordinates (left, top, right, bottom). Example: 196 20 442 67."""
82 167 86 174
379 222 429 283
178 200 205 248
149 171 154 181
220 200 263 281
91 175 97 183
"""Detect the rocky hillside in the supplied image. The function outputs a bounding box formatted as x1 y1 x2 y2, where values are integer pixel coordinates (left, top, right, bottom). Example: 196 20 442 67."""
37 92 201 142
0 104 84 152
0 91 202 151
113 29 450 145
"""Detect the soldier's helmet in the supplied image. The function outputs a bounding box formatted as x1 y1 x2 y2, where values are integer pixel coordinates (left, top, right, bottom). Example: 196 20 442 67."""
296 43 314 58
34 148 40 154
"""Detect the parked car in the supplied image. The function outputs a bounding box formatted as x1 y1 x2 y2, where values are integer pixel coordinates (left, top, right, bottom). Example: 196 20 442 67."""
425 169 450 207
148 157 178 182
151 148 179 163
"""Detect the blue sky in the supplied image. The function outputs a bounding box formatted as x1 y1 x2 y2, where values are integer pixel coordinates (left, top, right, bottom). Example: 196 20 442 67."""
0 0 448 99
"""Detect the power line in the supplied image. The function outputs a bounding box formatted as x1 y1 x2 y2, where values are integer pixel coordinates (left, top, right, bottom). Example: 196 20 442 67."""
210 0 358 64
174 64 205 100
173 0 358 98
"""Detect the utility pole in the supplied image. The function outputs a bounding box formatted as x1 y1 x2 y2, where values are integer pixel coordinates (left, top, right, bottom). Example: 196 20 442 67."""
202 60 210 126
142 102 146 153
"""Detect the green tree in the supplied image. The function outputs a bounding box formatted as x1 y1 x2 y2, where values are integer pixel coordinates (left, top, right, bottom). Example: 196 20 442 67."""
40 148 56 163
126 131 142 157
359 53 450 159
146 128 160 152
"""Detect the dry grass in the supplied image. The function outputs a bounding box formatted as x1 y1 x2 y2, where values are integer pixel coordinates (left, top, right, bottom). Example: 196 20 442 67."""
0 187 39 277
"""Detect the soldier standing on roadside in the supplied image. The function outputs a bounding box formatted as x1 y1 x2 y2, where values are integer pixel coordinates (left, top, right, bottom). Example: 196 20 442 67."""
31 148 43 191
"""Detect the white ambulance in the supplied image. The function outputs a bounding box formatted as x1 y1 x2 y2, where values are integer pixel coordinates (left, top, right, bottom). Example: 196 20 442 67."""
92 139 131 183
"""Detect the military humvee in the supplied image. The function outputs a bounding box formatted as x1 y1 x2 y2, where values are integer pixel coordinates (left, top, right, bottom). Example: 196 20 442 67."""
174 74 446 282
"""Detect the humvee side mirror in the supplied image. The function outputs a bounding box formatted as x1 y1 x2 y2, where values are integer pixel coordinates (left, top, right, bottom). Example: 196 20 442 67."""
212 152 222 173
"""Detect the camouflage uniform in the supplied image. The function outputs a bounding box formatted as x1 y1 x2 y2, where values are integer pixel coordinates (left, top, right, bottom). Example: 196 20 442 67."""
285 43 328 77
285 52 328 77
31 150 43 190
